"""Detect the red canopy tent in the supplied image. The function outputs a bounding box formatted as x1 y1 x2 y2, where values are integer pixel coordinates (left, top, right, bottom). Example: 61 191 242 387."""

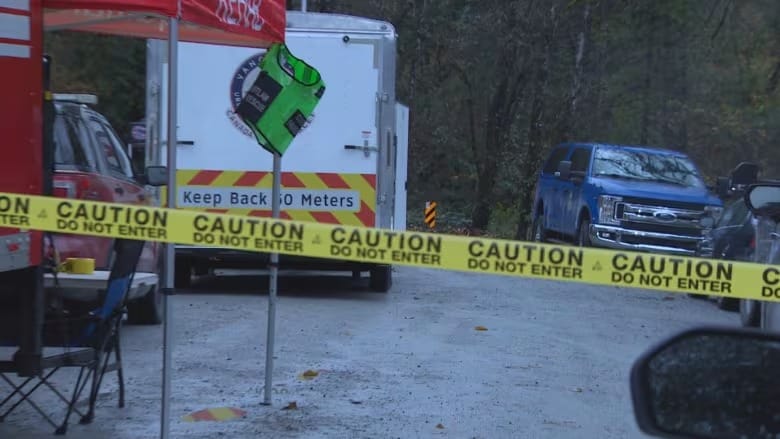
44 0 286 47
39 2 287 437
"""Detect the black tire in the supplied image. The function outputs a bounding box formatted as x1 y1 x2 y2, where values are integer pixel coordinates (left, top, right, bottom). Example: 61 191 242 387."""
532 214 546 242
369 265 392 293
715 296 739 312
127 256 164 325
740 299 761 327
127 284 163 325
577 216 591 247
174 257 193 289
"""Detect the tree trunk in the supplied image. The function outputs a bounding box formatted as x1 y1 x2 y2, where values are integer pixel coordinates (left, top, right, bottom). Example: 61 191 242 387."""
515 4 557 240
678 18 689 151
468 39 526 231
565 3 591 141
593 0 612 137
640 13 653 145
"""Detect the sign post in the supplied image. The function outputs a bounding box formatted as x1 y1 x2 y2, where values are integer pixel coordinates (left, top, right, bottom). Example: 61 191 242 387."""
263 152 281 405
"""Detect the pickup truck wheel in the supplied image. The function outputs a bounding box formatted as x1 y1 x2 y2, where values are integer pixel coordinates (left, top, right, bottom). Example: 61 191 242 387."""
369 265 392 293
740 299 760 327
532 215 546 242
577 217 591 247
127 257 163 325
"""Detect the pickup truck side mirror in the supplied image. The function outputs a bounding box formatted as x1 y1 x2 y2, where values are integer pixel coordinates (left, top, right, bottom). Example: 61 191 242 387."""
555 161 572 181
631 326 780 439
715 176 731 198
138 165 169 187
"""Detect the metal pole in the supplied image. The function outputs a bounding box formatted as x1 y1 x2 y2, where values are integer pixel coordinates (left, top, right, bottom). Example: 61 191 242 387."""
161 16 178 439
263 153 281 405
301 0 307 12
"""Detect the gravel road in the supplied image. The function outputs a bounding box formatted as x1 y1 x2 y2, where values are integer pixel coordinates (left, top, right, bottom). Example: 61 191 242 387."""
0 266 737 439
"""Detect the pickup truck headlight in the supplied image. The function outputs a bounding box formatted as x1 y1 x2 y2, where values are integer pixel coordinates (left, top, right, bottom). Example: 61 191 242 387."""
700 206 723 229
598 195 622 225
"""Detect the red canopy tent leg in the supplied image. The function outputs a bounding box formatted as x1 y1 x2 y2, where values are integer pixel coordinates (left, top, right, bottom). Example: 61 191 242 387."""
41 2 286 437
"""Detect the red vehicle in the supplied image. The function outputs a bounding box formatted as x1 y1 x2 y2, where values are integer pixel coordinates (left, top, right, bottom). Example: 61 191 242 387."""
49 94 166 324
0 10 166 329
0 2 48 375
0 0 285 378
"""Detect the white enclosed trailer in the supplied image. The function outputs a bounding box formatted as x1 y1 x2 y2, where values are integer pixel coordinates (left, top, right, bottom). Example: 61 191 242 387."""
146 11 408 292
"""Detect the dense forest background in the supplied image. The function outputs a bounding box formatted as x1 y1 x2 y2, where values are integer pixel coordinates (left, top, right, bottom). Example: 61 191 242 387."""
46 0 780 238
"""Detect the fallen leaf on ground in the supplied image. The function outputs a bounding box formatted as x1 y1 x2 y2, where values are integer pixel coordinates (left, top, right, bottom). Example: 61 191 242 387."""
181 407 246 422
282 402 298 410
474 326 488 331
299 370 319 380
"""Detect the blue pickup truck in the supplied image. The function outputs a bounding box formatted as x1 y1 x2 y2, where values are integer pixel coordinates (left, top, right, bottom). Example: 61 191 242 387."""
531 143 723 257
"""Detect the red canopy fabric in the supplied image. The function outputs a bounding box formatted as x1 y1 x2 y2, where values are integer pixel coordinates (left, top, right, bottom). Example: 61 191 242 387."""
44 0 285 47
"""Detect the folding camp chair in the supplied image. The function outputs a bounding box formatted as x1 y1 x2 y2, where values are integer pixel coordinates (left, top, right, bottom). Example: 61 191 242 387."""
0 238 145 435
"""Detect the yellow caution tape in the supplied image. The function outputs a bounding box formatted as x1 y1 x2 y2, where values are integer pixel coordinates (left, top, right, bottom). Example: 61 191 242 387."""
1 191 779 302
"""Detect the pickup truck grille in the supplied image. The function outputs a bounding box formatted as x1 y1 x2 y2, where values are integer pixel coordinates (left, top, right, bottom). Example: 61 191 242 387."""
619 235 701 252
616 202 706 232
617 196 705 211
621 221 703 237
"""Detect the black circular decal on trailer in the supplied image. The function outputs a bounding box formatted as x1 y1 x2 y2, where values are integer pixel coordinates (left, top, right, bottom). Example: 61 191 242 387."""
227 51 266 138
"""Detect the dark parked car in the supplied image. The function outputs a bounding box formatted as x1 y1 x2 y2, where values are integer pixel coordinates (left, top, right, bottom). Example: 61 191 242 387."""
707 162 778 327
748 185 780 332
708 195 758 325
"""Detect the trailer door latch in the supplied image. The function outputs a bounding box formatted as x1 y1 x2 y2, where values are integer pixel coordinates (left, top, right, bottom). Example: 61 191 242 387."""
344 140 378 157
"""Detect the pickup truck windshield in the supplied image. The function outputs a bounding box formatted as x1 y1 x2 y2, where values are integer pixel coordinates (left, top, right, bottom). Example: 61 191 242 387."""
592 148 705 188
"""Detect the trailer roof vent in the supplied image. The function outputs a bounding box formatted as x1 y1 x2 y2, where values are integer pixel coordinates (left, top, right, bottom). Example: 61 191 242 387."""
52 93 99 105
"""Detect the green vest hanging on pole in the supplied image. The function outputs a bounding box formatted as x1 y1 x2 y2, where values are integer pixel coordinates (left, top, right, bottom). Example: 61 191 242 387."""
236 43 326 156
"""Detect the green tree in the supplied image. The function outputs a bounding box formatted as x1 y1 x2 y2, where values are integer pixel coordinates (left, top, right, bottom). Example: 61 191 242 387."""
45 32 146 139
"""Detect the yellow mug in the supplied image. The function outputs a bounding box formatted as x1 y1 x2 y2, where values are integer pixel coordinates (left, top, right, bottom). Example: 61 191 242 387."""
62 258 95 274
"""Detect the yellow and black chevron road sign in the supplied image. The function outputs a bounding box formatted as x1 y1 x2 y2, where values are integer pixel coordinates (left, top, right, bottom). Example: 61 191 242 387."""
424 201 437 229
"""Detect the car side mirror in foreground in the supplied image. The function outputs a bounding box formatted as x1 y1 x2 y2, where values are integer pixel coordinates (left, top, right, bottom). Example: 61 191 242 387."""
630 326 780 439
142 166 168 187
745 183 780 220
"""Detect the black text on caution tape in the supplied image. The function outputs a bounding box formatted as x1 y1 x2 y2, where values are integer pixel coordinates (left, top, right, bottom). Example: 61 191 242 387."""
0 195 31 227
762 267 780 299
191 215 305 253
329 227 443 266
610 253 733 294
55 202 168 240
467 241 584 280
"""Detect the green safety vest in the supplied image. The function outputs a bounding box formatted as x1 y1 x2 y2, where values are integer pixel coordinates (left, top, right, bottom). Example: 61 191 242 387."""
236 43 326 156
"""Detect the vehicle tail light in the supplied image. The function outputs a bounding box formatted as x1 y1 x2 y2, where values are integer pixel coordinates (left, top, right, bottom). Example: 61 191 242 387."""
53 176 97 200
75 177 91 198
53 180 76 198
